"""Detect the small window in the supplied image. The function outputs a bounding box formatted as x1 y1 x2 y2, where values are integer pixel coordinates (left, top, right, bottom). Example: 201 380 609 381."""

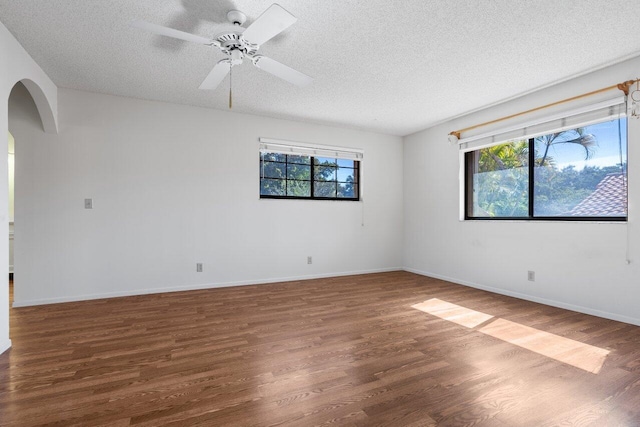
465 118 627 220
260 153 360 200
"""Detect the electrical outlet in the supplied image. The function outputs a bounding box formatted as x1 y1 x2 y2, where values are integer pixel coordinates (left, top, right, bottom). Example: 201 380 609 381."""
84 198 93 209
307 256 312 264
196 263 203 272
527 270 535 282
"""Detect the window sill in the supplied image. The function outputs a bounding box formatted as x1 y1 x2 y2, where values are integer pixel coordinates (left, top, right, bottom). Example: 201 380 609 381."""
460 218 627 224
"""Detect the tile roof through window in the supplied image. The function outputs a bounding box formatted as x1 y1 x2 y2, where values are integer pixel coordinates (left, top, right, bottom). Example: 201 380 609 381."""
568 173 627 217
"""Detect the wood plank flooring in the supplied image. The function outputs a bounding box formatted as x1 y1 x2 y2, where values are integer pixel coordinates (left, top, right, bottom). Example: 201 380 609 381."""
2 271 640 426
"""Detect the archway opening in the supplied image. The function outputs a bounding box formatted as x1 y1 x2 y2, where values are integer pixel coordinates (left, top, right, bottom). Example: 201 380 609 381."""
7 81 50 329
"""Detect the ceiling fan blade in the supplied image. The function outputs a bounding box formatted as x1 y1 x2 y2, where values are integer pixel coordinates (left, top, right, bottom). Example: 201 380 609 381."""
253 56 313 87
131 19 213 45
199 60 231 90
242 4 297 45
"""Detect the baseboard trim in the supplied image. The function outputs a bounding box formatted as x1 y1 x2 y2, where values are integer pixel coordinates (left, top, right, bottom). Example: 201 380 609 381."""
0 339 11 355
12 267 403 307
403 267 640 327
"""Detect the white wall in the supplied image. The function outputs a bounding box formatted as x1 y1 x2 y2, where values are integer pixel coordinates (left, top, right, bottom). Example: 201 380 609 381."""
1 20 58 354
404 55 640 325
10 86 403 306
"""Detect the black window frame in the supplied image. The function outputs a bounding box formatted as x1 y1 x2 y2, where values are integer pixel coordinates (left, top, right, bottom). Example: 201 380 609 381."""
464 122 628 222
260 153 360 201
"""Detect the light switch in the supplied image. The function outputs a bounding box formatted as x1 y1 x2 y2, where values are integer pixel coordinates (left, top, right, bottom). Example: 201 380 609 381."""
84 198 93 209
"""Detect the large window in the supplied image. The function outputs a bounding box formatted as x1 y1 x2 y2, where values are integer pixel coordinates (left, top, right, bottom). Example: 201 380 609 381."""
465 118 627 220
260 152 360 200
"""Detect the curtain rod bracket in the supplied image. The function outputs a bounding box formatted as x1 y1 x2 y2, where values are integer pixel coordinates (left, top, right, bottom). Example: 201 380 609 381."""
617 80 637 96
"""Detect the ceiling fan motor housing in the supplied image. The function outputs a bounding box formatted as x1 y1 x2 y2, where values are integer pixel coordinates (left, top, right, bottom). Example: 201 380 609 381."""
215 32 258 58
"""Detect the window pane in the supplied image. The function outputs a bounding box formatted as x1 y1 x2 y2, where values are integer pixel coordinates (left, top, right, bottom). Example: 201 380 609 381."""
337 158 355 167
287 163 310 180
287 180 311 197
314 157 337 165
337 167 355 182
338 182 357 198
533 119 627 217
260 178 285 196
469 140 529 217
261 162 286 179
314 165 337 181
288 155 311 165
261 152 286 162
314 181 337 198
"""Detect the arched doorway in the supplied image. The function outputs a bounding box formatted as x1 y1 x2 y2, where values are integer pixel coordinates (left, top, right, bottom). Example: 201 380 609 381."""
8 82 45 309
1 79 57 354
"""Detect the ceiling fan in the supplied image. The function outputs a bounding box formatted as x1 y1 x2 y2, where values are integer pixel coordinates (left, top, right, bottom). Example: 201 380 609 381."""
131 3 313 95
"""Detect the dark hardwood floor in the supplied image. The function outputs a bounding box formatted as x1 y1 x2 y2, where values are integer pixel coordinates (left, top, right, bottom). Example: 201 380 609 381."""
2 271 640 426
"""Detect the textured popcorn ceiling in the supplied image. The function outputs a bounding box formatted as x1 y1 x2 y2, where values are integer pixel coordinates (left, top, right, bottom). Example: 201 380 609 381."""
1 1 639 136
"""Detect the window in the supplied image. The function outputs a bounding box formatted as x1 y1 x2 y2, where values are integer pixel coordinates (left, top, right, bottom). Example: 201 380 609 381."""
465 118 627 220
260 153 360 200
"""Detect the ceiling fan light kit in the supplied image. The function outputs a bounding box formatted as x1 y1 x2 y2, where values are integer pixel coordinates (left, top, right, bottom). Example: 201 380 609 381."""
226 10 247 26
131 3 313 107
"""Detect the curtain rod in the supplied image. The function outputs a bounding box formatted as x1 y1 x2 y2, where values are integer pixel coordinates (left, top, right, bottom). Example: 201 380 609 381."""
449 78 638 140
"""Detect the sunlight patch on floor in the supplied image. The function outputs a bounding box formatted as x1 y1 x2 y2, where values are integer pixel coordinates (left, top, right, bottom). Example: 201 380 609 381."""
412 298 610 374
479 318 609 374
411 298 494 328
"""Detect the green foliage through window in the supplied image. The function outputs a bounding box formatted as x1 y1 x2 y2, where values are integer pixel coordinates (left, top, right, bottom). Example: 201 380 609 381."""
260 153 359 200
466 118 627 220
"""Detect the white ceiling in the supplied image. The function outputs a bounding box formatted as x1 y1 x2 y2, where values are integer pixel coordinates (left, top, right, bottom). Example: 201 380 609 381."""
1 1 640 136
